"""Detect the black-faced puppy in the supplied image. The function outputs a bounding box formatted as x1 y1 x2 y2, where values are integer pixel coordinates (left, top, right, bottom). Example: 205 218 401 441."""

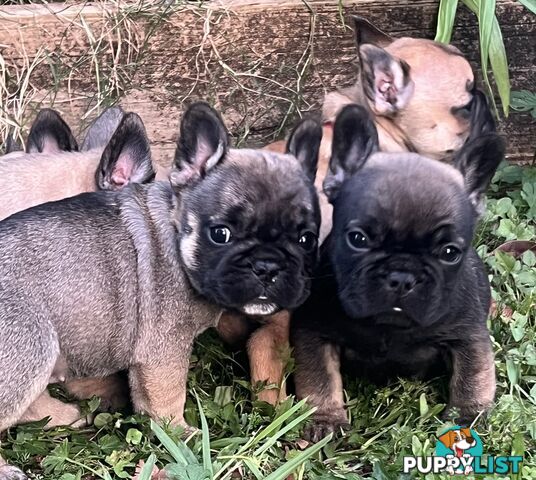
0 102 321 479
291 105 505 442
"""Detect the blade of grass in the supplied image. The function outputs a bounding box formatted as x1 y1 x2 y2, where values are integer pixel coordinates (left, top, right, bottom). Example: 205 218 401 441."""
243 399 311 449
137 454 157 480
478 0 495 75
150 420 197 466
253 409 316 457
435 0 459 44
213 399 313 479
461 0 510 117
194 391 214 476
518 0 536 14
243 458 264 479
477 0 496 112
262 434 333 480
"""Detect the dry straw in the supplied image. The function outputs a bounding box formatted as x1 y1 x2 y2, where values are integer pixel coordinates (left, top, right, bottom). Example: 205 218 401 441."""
0 0 318 152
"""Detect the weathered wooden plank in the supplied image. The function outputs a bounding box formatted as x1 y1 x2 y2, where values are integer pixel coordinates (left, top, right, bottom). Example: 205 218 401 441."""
0 0 534 167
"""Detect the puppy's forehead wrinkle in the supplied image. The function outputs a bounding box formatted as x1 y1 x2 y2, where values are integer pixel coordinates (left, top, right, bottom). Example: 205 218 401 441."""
183 148 319 238
342 153 469 236
217 149 314 210
365 152 464 186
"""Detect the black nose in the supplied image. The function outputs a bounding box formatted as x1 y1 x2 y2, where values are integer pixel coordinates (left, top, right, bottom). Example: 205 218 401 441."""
253 260 280 282
386 271 416 296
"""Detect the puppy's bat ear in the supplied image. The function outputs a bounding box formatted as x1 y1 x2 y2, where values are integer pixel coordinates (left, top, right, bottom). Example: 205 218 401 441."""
359 44 414 116
170 102 229 189
352 16 394 48
323 104 378 202
26 108 78 154
455 133 505 215
467 89 497 141
96 112 155 190
81 106 125 152
285 118 322 182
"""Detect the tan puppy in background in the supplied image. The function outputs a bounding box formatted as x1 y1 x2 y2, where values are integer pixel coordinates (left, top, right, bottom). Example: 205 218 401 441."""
0 107 160 414
0 108 158 221
225 16 488 405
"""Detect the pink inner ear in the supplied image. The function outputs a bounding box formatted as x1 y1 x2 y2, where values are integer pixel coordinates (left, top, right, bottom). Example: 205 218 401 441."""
375 72 397 105
110 153 133 188
41 135 61 154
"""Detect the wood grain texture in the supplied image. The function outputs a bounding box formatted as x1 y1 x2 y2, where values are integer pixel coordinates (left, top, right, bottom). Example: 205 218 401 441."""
0 0 534 166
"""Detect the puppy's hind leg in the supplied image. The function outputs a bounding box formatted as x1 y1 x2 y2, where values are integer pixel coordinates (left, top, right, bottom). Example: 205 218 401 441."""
18 389 88 429
0 308 60 478
65 374 131 412
129 341 195 432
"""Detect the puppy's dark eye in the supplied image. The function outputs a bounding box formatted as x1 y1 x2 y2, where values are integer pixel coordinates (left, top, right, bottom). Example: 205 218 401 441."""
298 231 317 253
347 229 369 251
209 226 233 245
439 244 462 264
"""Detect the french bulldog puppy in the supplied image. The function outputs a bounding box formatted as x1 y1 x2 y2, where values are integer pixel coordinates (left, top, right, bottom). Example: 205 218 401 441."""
323 16 478 159
291 104 505 442
0 107 155 221
0 102 321 479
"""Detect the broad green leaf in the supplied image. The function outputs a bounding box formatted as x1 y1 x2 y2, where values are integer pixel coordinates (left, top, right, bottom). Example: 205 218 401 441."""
419 393 429 417
125 428 143 445
435 0 459 43
93 413 113 428
521 250 536 268
511 90 536 118
495 197 513 217
412 435 423 456
506 357 519 387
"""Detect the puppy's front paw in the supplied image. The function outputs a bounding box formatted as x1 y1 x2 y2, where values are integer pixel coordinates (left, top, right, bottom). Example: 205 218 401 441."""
303 411 349 443
443 404 488 426
0 465 28 480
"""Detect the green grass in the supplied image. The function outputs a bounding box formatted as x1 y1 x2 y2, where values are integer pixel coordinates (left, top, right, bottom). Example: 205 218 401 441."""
1 163 535 479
